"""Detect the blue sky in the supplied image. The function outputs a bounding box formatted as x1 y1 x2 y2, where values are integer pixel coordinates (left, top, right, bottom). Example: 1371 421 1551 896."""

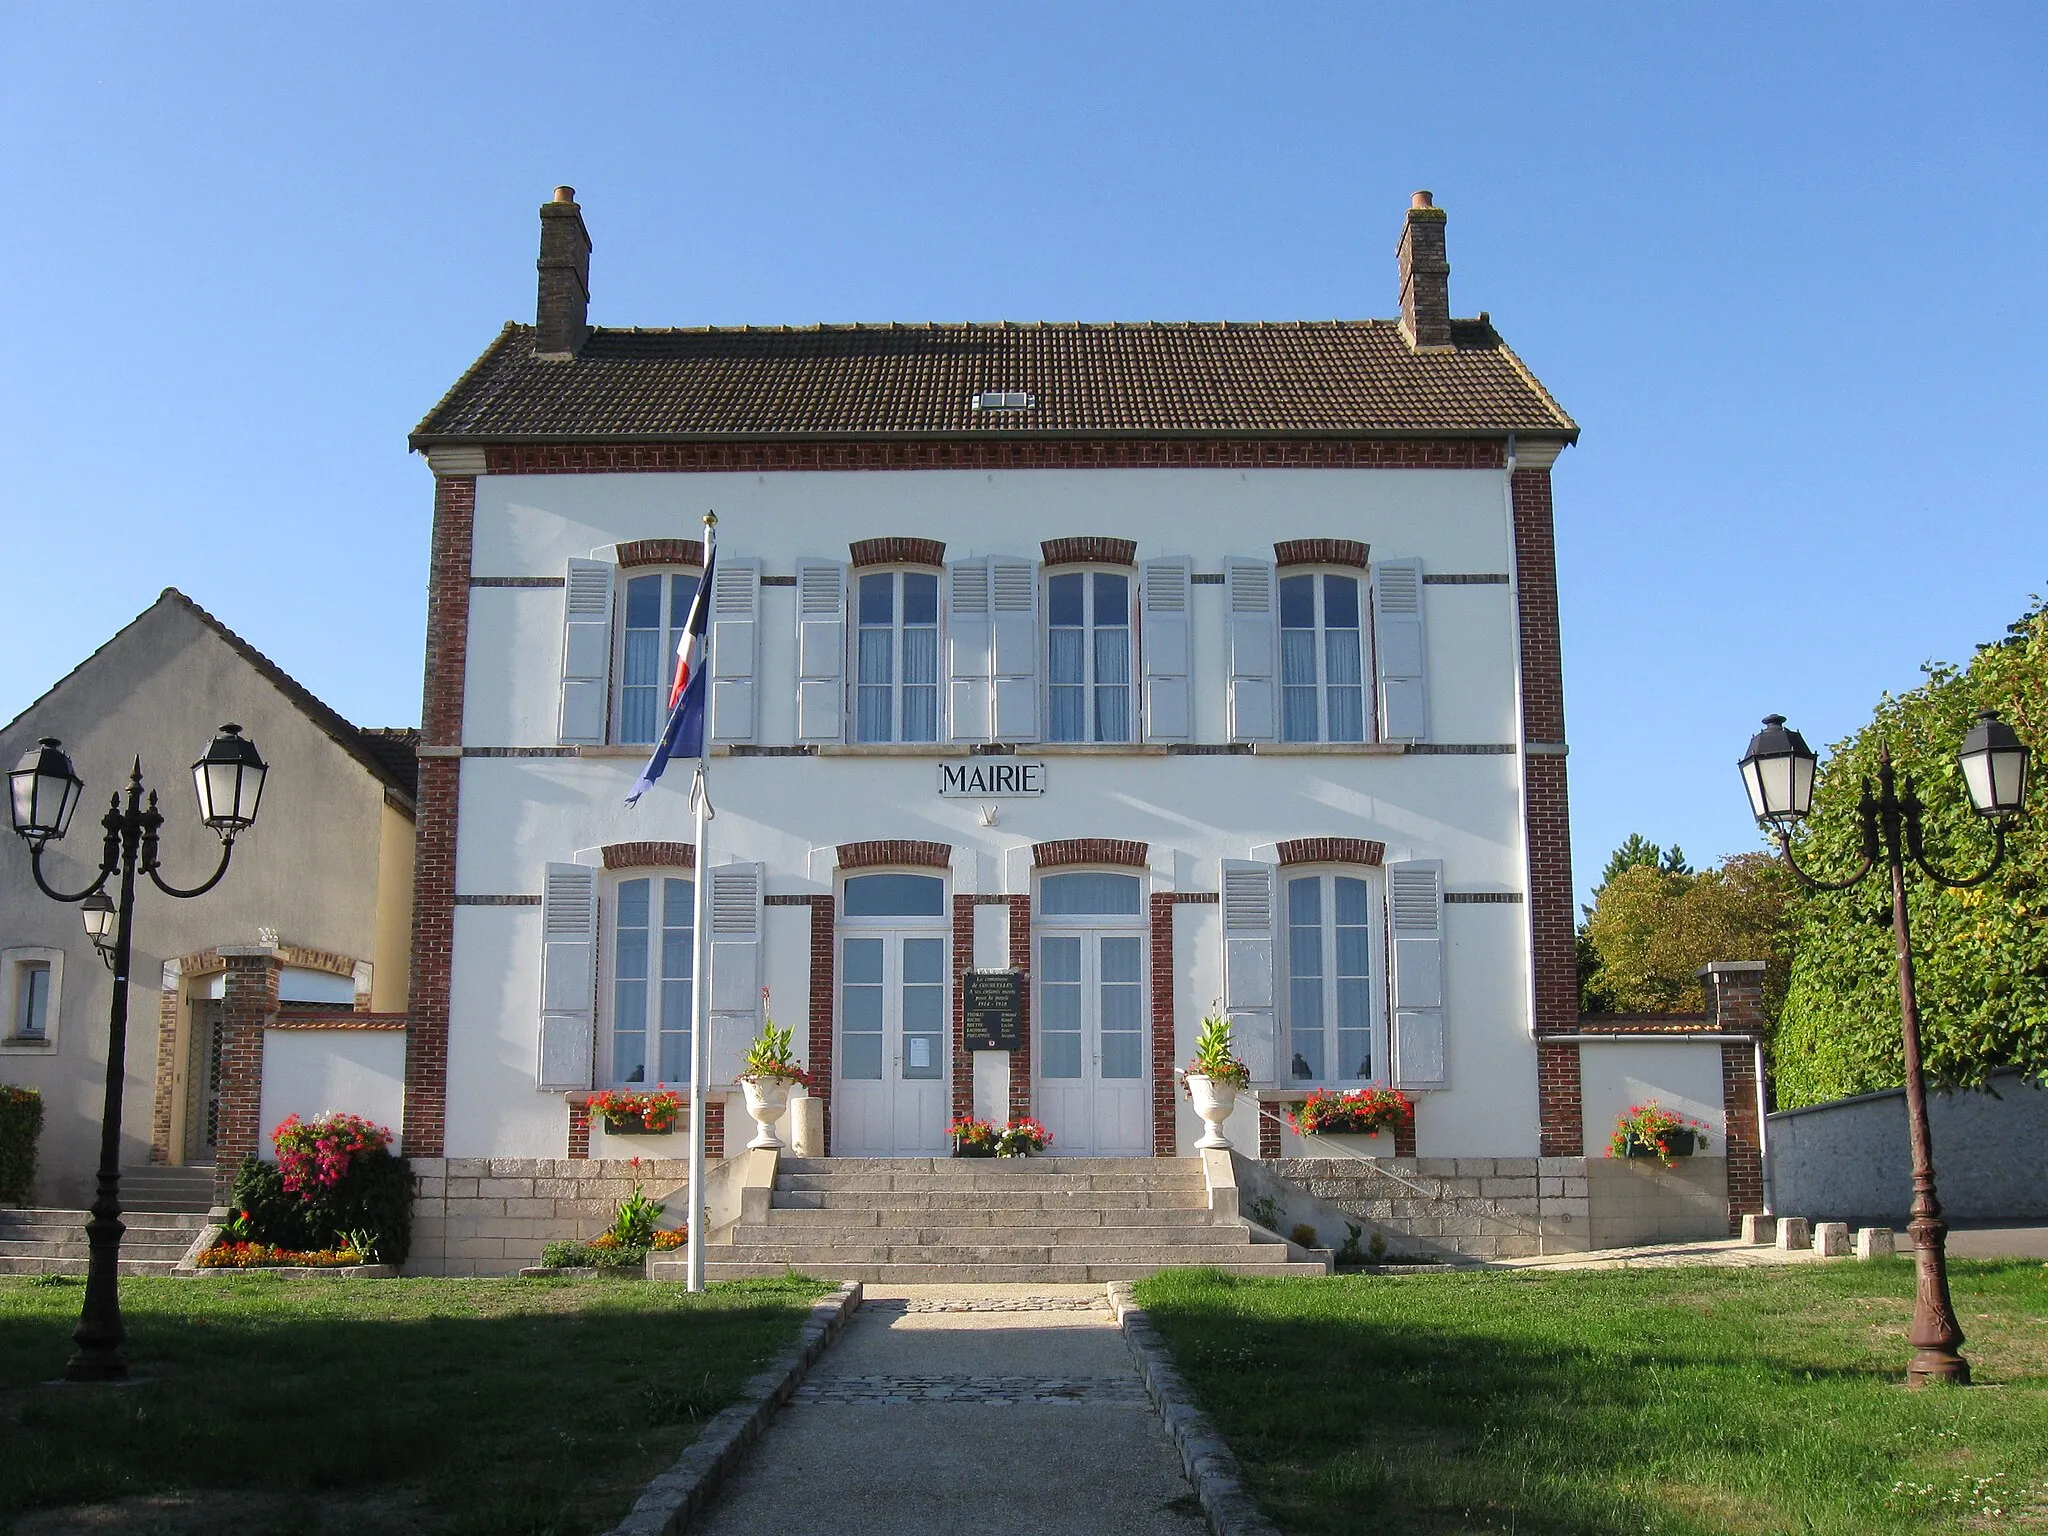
1 3 2042 906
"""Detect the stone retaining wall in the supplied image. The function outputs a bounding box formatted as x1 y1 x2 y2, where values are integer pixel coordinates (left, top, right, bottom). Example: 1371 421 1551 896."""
409 1157 692 1276
1262 1156 1593 1259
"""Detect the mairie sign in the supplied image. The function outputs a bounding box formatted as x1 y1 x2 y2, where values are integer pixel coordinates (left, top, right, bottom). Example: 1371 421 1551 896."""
938 761 1046 798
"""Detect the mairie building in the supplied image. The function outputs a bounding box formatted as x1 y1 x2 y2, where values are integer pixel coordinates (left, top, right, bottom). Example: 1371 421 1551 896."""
392 189 1768 1275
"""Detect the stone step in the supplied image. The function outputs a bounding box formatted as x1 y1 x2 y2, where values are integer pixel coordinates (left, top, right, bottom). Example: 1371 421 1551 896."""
774 1171 1208 1195
117 1165 218 1211
663 1258 1329 1283
749 1205 1230 1230
776 1156 1200 1176
730 1221 1253 1248
710 1240 1284 1266
0 1256 185 1276
771 1190 1210 1212
0 1239 195 1260
1 1209 209 1231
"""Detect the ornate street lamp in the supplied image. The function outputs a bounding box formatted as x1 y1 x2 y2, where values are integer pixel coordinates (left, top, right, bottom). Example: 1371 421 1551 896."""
1741 709 2028 1385
8 727 266 1382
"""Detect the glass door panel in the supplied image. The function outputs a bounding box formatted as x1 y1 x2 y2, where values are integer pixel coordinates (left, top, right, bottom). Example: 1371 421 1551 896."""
1034 930 1148 1155
834 930 948 1155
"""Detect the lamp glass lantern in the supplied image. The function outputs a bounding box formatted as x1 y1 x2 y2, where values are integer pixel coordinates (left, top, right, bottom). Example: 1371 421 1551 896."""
1740 714 1819 827
1958 710 2029 819
9 738 85 843
192 725 267 836
80 891 116 952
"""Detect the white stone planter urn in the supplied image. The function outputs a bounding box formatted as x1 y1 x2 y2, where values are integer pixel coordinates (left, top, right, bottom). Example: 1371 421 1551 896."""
1184 1074 1240 1150
740 1077 793 1150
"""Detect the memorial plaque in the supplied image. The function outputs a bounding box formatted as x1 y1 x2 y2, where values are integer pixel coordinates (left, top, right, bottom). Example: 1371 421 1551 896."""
963 968 1023 1051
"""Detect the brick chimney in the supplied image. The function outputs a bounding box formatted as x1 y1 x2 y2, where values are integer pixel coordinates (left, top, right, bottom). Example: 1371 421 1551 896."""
535 185 592 357
1397 190 1451 351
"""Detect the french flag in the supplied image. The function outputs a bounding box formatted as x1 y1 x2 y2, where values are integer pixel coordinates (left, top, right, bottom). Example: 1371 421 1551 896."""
626 547 715 805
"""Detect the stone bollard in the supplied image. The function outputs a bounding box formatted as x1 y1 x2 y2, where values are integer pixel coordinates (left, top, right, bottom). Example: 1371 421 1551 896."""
1739 1213 1775 1246
789 1095 826 1158
1775 1217 1812 1252
1856 1227 1895 1260
1814 1221 1851 1257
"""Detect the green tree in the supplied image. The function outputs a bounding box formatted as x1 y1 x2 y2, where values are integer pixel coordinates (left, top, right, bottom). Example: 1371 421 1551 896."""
1579 835 1698 1011
1773 606 2048 1107
1581 854 1793 1016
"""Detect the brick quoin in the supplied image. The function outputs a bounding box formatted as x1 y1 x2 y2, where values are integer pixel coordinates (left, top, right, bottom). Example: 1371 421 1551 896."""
1033 838 1148 870
1536 1041 1583 1159
601 841 696 870
616 538 704 569
404 472 474 1160
804 896 835 1146
1274 538 1369 569
1150 892 1219 1156
1006 895 1033 1124
211 951 281 1203
1041 536 1137 567
951 896 976 1124
1259 1113 1282 1159
850 537 946 569
837 839 951 871
482 438 1508 477
567 1102 590 1159
1276 837 1386 867
1721 1044 1764 1232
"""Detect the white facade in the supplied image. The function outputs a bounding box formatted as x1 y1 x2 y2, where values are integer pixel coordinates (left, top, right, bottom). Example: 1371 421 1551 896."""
439 463 1544 1160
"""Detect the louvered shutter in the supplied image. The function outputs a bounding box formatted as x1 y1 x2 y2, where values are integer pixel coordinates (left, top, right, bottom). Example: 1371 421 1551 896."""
1220 859 1278 1084
990 557 1040 741
709 557 761 744
538 863 598 1090
1141 557 1193 743
559 559 615 746
1373 559 1429 743
707 862 764 1084
947 560 993 743
1387 858 1447 1089
1225 559 1277 743
795 559 847 743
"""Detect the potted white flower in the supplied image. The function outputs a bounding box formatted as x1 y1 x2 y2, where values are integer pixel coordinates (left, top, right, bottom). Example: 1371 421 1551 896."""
1181 1009 1252 1150
737 995 809 1150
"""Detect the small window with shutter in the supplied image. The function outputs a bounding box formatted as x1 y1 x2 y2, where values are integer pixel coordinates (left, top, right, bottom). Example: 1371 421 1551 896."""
605 873 695 1086
854 569 941 743
614 568 703 746
1045 567 1132 743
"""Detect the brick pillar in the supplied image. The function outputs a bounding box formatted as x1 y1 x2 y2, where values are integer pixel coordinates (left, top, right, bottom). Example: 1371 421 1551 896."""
1704 960 1769 1231
1006 895 1033 1124
804 896 835 1147
212 947 280 1202
951 895 976 1124
567 1101 590 1159
403 471 474 1160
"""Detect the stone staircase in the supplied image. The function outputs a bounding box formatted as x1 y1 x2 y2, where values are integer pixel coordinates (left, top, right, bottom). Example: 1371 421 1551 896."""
0 1208 208 1275
119 1164 219 1214
655 1156 1327 1283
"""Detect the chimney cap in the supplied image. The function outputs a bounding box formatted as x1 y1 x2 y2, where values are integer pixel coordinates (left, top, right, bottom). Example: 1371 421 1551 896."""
552 185 577 204
1410 190 1434 210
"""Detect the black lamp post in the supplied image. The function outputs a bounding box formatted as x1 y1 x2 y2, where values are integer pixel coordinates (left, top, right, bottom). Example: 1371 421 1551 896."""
1740 709 2028 1386
8 726 267 1382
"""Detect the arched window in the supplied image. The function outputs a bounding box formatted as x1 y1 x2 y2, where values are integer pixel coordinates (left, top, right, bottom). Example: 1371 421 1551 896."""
854 569 940 743
617 569 703 745
1046 570 1133 743
609 874 694 1084
1036 870 1141 917
1280 570 1367 743
840 872 946 919
1284 869 1380 1082
836 871 949 1154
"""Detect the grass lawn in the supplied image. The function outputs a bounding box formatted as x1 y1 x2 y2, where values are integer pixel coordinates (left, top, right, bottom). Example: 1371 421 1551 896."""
0 1271 832 1536
1135 1258 2048 1535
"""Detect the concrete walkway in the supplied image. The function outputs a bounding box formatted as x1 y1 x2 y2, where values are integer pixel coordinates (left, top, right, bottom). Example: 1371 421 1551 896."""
694 1285 1207 1536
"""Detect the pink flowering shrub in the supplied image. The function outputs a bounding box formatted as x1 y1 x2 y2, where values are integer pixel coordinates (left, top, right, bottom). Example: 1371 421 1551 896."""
271 1111 392 1196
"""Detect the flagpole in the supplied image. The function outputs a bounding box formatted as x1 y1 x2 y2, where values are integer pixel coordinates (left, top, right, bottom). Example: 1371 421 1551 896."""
685 510 717 1294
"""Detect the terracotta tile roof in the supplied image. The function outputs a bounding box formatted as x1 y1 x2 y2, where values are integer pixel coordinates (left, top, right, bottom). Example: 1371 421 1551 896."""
411 318 1575 446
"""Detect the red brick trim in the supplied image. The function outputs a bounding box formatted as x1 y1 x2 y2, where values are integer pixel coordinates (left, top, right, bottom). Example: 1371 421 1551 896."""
1007 895 1033 1123
270 1012 407 1031
1393 1119 1418 1157
482 439 1510 476
951 896 975 1124
837 839 952 870
602 841 696 870
1276 837 1386 867
1537 1040 1582 1159
850 536 946 568
568 1102 590 1159
1274 538 1369 569
1722 1042 1765 1234
804 896 835 1146
1259 1113 1282 1159
1573 1014 1715 1034
1032 838 1148 869
151 947 226 1165
617 538 704 569
404 473 475 1160
1041 536 1136 567
1148 890 1219 1157
212 952 281 1202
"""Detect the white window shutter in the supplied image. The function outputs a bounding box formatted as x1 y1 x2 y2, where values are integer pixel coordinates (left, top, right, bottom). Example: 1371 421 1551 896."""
989 557 1040 741
1225 558 1276 743
1387 858 1447 1090
1220 859 1278 1084
946 560 993 743
1373 559 1429 744
707 862 764 1084
538 863 597 1091
1141 557 1193 743
795 559 847 743
710 557 761 744
559 559 614 746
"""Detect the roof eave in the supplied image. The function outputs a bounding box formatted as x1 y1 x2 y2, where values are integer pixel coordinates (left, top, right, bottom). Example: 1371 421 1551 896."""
409 426 1578 451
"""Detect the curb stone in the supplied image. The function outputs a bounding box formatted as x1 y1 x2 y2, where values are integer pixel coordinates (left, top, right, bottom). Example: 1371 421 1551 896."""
606 1280 863 1536
1106 1281 1281 1536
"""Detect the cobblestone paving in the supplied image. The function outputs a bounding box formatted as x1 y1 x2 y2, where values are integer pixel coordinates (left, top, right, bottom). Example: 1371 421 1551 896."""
794 1373 1151 1405
870 1296 1107 1314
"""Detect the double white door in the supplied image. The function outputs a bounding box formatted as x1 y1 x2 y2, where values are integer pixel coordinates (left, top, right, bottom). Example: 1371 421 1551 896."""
1035 931 1148 1155
834 931 950 1155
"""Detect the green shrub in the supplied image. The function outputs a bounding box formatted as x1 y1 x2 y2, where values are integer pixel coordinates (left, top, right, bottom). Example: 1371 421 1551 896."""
229 1149 413 1265
0 1085 42 1205
539 1239 651 1271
